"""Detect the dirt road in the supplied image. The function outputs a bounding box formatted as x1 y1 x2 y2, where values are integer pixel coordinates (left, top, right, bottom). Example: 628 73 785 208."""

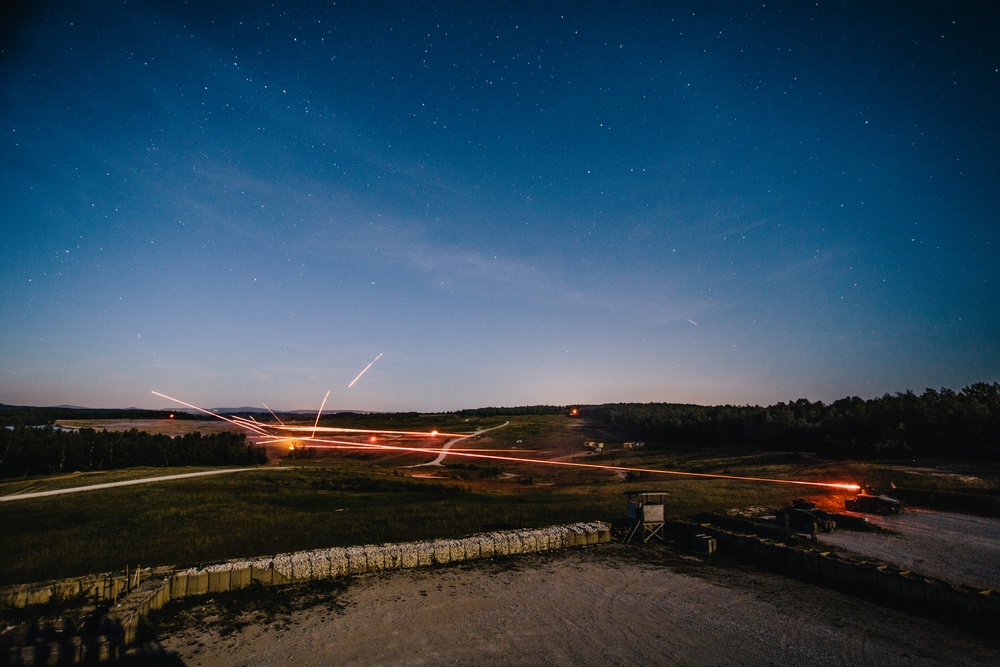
155 546 1000 667
819 508 1000 591
0 468 263 502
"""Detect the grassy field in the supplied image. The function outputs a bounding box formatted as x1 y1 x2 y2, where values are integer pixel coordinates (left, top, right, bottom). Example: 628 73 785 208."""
3 414 998 587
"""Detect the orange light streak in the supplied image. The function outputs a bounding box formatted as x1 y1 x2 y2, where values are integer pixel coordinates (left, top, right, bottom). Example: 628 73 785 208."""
349 352 383 388
271 425 464 438
151 391 271 437
262 402 285 426
154 390 860 492
312 390 331 439
294 435 860 491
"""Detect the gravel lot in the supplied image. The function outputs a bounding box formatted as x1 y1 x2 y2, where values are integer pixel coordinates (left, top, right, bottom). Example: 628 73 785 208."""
819 508 1000 591
154 545 1000 667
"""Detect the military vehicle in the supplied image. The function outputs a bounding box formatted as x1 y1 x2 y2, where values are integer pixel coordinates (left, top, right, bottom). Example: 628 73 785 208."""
776 498 836 533
844 486 903 515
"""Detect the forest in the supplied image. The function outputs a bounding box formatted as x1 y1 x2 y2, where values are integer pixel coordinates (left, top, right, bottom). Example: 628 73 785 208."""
582 383 1000 461
0 427 266 479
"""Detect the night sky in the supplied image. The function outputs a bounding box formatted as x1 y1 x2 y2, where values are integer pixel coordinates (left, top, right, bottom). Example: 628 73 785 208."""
2 2 998 412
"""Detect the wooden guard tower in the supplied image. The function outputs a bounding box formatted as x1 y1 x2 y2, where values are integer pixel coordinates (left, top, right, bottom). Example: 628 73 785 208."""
625 491 667 543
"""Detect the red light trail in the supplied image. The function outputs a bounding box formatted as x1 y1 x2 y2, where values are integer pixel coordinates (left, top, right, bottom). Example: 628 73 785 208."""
152 390 860 492
286 435 860 491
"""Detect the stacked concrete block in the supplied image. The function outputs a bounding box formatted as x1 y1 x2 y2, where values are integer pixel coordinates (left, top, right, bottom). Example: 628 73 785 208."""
537 527 557 551
81 577 106 600
0 586 27 609
570 525 590 547
492 532 511 556
206 563 233 593
271 554 294 584
540 528 560 550
153 576 172 609
478 534 496 559
250 557 275 586
55 578 81 601
169 571 188 598
380 543 402 570
228 560 253 590
25 585 54 607
325 547 349 576
346 546 368 575
504 532 524 555
1 522 613 622
415 541 434 567
184 568 209 596
448 538 469 563
429 539 450 565
462 537 481 560
309 551 331 580
290 551 313 582
399 544 420 569
365 545 386 572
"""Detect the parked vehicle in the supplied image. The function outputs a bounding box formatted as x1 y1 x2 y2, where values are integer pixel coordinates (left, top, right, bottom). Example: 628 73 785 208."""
776 498 836 533
845 486 904 515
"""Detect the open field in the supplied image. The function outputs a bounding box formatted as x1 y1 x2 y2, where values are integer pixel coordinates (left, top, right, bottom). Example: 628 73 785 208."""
3 415 999 589
5 414 1000 665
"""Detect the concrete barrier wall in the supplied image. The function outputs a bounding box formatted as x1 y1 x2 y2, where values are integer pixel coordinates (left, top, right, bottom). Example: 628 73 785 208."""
665 518 999 627
1 522 610 664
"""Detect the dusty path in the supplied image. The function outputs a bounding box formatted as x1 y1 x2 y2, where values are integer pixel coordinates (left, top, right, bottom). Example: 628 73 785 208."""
156 546 1000 667
414 421 509 466
0 468 266 502
819 508 1000 591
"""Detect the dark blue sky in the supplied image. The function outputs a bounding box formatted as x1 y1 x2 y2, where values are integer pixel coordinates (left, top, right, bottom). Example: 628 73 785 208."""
2 1 998 411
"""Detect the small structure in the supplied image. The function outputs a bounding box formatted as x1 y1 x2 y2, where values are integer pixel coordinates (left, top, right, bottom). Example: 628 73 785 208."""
624 491 668 543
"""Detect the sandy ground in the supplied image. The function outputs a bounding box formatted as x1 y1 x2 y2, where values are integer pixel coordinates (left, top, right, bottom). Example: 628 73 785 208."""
152 546 1000 667
818 508 1000 591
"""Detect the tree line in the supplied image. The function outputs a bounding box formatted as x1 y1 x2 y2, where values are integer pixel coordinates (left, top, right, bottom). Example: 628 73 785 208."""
0 427 267 478
580 382 1000 461
0 405 208 427
457 406 565 416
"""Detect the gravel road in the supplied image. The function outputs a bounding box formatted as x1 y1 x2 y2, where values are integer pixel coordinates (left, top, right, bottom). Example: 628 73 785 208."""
819 508 1000 591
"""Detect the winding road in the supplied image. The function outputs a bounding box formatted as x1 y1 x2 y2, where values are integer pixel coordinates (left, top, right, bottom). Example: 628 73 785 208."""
414 422 509 467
